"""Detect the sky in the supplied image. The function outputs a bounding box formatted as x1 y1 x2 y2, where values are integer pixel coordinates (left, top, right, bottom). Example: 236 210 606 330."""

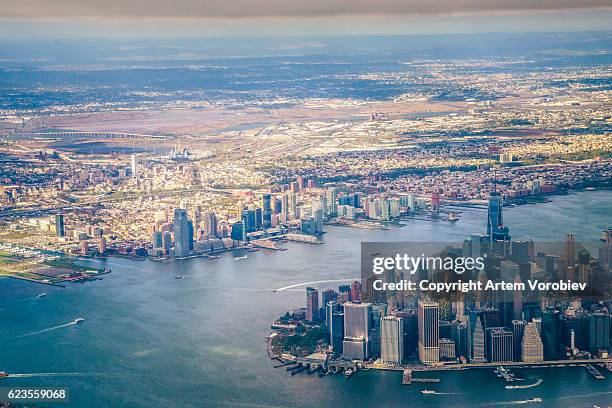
0 1 611 38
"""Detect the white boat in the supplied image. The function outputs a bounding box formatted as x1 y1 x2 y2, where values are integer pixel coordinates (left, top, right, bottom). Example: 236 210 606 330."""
74 318 85 324
526 398 543 403
37 293 47 298
175 275 183 279
420 390 436 395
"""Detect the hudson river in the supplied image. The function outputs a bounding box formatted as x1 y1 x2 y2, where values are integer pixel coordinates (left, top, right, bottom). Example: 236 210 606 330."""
1 190 610 407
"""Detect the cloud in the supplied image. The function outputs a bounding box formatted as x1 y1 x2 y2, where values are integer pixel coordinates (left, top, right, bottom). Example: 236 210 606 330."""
2 0 611 19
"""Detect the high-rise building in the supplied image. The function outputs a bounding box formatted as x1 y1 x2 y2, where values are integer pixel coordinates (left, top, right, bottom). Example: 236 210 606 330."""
418 300 440 364
98 236 107 254
262 194 272 229
521 322 544 363
173 209 191 258
162 231 172 255
288 193 297 220
512 320 526 361
381 316 404 365
130 154 139 179
306 288 319 322
486 327 513 363
439 338 456 360
350 280 362 302
588 312 611 354
231 221 245 242
471 314 486 362
204 212 218 238
343 302 372 360
326 187 337 217
55 214 65 237
328 304 344 354
487 191 510 243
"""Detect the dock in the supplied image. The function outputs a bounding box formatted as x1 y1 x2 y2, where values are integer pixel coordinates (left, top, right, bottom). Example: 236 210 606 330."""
402 369 440 385
586 364 606 380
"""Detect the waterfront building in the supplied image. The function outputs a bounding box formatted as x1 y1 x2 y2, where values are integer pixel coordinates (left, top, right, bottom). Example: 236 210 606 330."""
231 221 245 242
521 322 544 363
204 212 218 238
162 231 172 255
173 209 191 258
486 327 513 363
471 315 486 362
330 309 344 354
326 187 337 217
380 316 403 365
512 320 526 361
588 312 611 354
98 237 107 254
263 194 272 228
486 191 510 243
343 302 372 360
152 231 163 249
306 288 319 322
439 338 456 360
418 300 440 364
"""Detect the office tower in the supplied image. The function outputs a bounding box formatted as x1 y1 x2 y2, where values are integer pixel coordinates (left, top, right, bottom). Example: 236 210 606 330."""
330 309 344 354
350 280 362 302
487 328 513 363
55 214 65 237
242 210 256 233
273 198 282 215
296 175 304 190
98 237 107 254
564 233 576 267
306 288 319 322
288 193 297 220
130 154 139 179
418 300 440 364
431 192 440 213
521 322 544 363
599 229 612 271
542 310 561 360
290 181 300 193
162 231 172 255
187 220 194 251
342 302 372 360
255 208 263 230
451 322 469 359
381 316 404 365
471 315 486 362
281 194 289 220
203 212 218 238
80 240 89 255
152 231 163 248
322 289 337 308
439 338 456 360
313 208 324 233
326 187 337 217
262 194 272 229
173 209 190 258
588 312 611 354
231 221 245 242
236 201 244 221
512 320 526 361
486 191 510 243
500 260 519 281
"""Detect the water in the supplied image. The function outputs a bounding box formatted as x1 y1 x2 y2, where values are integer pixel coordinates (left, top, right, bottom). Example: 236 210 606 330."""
0 190 610 407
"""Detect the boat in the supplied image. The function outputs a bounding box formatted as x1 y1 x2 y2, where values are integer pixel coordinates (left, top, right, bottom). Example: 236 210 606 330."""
526 398 543 403
447 212 459 222
0 371 8 378
74 318 85 323
37 293 47 298
175 275 183 279
420 390 436 395
344 368 353 377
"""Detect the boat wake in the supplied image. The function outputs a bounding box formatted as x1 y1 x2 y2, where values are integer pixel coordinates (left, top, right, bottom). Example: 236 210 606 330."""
13 320 79 339
8 372 101 378
275 278 359 292
506 378 543 389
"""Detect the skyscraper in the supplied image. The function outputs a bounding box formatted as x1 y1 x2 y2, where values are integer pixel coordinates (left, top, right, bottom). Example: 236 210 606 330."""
487 191 510 243
381 316 404 365
55 214 65 237
204 212 218 238
418 300 440 364
486 327 513 363
343 302 372 360
471 314 486 362
262 193 272 229
130 154 139 179
521 322 544 363
173 209 190 258
306 288 319 322
326 187 337 217
231 221 245 242
512 320 526 361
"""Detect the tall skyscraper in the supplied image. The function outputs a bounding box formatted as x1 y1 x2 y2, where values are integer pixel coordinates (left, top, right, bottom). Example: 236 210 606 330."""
418 300 440 364
262 193 272 229
486 327 513 363
381 316 404 365
512 320 526 361
328 303 344 354
55 214 65 237
288 193 297 220
487 191 510 243
521 322 544 363
173 208 190 258
231 221 245 242
343 302 372 360
471 315 486 362
350 280 362 302
204 212 218 238
130 154 139 179
326 187 337 217
306 288 319 322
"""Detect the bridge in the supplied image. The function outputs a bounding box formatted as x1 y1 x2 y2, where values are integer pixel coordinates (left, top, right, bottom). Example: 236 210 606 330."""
16 131 174 140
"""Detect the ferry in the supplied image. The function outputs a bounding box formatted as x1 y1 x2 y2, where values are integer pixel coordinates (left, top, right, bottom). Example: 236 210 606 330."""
420 390 436 395
0 371 8 378
74 318 85 324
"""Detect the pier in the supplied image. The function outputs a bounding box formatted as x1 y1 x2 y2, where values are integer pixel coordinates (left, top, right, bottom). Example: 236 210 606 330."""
585 365 606 380
402 369 440 385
